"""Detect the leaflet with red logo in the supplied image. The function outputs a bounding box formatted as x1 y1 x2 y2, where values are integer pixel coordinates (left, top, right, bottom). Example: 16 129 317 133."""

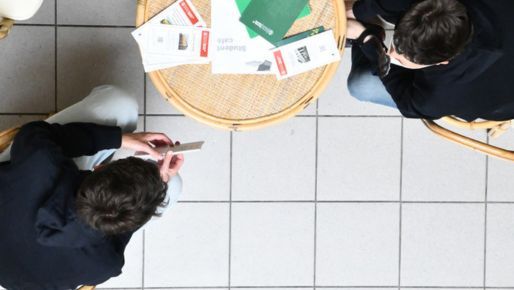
144 0 206 27
271 30 341 80
131 0 207 71
133 24 210 72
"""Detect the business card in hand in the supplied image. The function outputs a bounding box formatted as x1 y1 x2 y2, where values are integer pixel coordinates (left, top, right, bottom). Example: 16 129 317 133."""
134 141 205 160
271 30 341 80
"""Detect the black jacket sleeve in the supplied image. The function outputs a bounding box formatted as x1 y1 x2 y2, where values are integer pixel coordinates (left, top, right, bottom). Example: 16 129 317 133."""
10 121 122 164
353 0 414 23
381 66 437 119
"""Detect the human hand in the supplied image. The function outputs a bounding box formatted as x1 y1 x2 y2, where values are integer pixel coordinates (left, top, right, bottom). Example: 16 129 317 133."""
121 132 173 160
346 19 366 40
158 144 185 183
345 1 355 19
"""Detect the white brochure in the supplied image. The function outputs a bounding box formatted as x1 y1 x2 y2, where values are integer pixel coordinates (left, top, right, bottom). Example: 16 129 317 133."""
133 24 211 72
132 0 207 72
271 30 341 80
211 0 275 74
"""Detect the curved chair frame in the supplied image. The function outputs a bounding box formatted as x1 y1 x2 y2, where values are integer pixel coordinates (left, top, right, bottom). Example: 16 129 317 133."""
0 17 14 40
422 116 514 161
0 127 19 152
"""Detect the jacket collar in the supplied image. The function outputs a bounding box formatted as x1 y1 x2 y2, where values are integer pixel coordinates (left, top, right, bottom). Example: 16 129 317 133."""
35 170 106 248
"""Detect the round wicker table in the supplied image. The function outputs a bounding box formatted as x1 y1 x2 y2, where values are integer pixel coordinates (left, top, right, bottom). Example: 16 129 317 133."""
136 0 346 131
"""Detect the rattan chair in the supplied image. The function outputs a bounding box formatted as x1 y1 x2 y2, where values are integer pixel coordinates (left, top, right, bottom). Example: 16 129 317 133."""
422 116 514 161
0 17 13 40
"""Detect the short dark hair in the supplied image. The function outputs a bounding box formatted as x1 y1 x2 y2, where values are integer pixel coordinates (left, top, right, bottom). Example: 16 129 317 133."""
393 0 473 65
76 157 168 235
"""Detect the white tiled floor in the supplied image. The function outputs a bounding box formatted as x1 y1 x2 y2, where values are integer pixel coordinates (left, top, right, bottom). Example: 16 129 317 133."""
1 1 514 290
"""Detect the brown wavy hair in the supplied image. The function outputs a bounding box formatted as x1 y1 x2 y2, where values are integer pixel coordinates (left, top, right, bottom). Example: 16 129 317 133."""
76 157 168 235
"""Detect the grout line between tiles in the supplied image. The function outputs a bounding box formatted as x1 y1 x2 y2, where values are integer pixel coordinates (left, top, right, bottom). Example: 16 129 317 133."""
54 0 58 113
14 23 136 28
142 72 147 288
313 99 319 287
229 131 233 289
173 200 514 204
483 135 489 289
95 286 514 289
143 73 147 130
0 113 405 119
398 117 404 288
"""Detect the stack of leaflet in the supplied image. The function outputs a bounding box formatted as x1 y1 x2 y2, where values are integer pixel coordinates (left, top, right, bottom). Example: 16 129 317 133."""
131 0 211 72
237 0 341 79
132 0 342 80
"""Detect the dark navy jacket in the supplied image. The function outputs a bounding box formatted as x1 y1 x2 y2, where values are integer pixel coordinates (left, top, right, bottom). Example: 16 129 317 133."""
0 121 131 290
354 0 514 121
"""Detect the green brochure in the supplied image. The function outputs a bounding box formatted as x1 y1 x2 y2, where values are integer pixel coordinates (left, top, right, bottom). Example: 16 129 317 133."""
239 0 310 45
235 0 311 39
274 26 325 47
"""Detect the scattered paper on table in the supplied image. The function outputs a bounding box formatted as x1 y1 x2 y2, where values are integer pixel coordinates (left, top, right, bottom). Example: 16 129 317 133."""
271 30 341 80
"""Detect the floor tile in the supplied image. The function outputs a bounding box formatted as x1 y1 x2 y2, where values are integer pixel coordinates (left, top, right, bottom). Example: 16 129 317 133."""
487 130 514 201
316 203 400 286
0 115 47 131
402 119 487 201
57 27 144 113
144 203 229 287
231 203 314 286
317 117 401 201
145 116 231 201
232 117 316 201
146 76 184 115
0 26 55 113
19 0 55 25
318 48 400 116
402 288 477 290
401 204 485 286
486 204 514 286
98 230 143 288
57 0 136 26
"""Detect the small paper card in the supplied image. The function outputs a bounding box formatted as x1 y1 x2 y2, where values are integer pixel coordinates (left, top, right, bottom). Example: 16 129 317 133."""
134 141 205 160
145 0 206 27
271 30 341 80
134 24 211 59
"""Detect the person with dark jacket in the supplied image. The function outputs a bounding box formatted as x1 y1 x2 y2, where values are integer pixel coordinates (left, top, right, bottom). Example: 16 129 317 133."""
0 85 184 290
346 0 514 121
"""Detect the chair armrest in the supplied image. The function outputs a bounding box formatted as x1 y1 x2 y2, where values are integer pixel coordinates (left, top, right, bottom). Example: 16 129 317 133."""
0 18 14 40
422 119 514 162
0 127 19 153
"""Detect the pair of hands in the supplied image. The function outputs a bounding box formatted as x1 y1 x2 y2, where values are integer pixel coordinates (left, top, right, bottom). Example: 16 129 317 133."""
121 132 185 183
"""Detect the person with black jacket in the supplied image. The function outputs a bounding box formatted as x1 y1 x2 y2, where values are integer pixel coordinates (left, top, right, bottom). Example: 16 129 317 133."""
0 85 184 290
346 0 514 121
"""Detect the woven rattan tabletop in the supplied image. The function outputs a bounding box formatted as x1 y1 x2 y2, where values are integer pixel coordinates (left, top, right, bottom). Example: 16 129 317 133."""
136 0 346 131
